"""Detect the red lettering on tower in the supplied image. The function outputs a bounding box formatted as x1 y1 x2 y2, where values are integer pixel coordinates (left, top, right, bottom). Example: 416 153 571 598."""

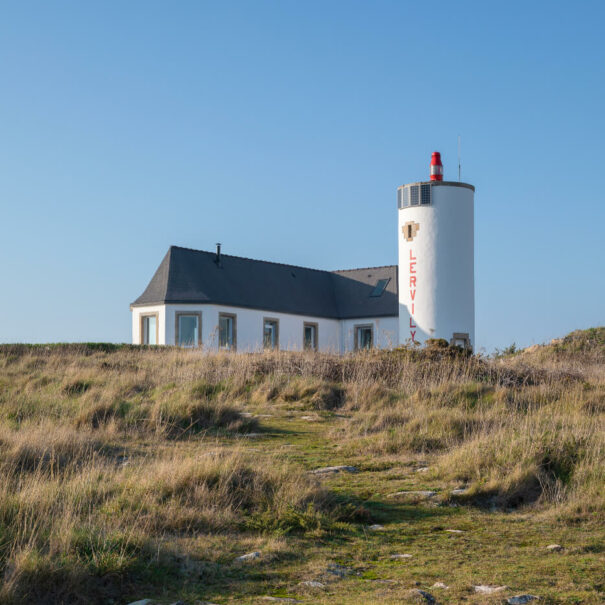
408 246 418 343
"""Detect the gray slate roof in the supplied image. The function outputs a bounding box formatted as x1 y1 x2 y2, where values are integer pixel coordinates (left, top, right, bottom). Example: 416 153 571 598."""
132 246 398 319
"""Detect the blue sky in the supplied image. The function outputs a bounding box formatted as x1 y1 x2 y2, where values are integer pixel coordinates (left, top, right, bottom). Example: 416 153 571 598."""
1 1 603 352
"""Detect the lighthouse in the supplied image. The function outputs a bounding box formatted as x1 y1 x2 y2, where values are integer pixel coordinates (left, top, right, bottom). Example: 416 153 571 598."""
397 153 475 349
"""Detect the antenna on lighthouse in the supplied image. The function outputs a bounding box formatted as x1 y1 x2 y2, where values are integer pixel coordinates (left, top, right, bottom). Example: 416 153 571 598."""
458 135 461 182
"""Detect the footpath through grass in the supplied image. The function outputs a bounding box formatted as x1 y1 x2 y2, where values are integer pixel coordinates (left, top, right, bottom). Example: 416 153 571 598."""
0 335 603 604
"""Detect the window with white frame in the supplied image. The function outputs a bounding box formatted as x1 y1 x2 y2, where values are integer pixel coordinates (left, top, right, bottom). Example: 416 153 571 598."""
303 322 318 351
219 313 236 350
263 318 279 350
141 314 158 345
176 313 201 347
354 324 373 350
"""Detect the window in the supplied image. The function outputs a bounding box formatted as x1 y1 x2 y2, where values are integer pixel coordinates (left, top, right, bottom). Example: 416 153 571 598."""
263 318 279 350
176 312 201 347
370 278 390 297
420 183 432 205
141 314 158 345
354 325 373 350
410 185 420 206
219 313 236 351
400 184 430 209
303 322 318 351
397 187 410 209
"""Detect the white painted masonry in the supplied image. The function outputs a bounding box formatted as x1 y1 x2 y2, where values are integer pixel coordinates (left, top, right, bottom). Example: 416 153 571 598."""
397 182 475 348
132 303 397 353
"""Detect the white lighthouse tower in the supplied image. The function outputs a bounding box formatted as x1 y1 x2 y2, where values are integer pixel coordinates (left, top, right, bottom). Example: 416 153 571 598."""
397 152 475 349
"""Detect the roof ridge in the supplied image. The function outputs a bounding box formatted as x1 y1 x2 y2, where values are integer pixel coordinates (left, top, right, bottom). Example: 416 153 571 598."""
169 245 395 276
332 264 397 272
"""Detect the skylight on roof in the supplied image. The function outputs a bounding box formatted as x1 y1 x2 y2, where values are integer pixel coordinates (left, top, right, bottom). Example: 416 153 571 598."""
370 278 390 297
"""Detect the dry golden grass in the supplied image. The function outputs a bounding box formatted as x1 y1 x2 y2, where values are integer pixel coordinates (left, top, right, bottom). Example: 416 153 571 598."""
0 330 602 603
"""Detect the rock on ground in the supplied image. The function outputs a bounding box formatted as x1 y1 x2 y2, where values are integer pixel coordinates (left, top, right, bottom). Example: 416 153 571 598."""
390 553 413 560
299 580 325 588
404 589 436 603
310 465 358 475
474 584 509 594
234 551 261 562
261 598 301 603
388 490 437 498
368 524 385 531
444 529 464 533
507 596 539 604
325 563 355 577
431 582 449 589
546 543 563 552
127 600 154 605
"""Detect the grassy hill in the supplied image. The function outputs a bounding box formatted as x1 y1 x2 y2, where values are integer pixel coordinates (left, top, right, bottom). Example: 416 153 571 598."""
0 330 603 604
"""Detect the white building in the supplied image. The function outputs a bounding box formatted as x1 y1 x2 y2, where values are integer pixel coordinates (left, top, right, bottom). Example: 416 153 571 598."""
131 154 475 352
131 245 399 352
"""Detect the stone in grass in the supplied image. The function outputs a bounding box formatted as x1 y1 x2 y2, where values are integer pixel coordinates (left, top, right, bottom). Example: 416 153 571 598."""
261 598 302 603
474 584 509 594
310 465 359 475
368 524 385 531
326 563 355 577
299 580 325 589
127 601 154 605
234 551 261 562
431 582 449 589
444 529 464 533
390 553 413 560
545 543 563 552
451 488 468 496
389 490 437 498
507 596 539 604
404 589 436 603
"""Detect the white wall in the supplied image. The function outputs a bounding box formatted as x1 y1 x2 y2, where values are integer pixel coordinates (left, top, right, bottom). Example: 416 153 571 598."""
164 304 341 352
398 182 475 348
341 316 399 352
132 304 399 352
131 304 167 345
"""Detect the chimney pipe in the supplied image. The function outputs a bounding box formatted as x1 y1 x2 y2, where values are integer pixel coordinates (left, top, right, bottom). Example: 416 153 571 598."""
215 242 222 266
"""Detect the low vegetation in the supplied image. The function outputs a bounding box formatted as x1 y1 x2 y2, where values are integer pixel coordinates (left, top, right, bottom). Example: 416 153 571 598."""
0 330 603 604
